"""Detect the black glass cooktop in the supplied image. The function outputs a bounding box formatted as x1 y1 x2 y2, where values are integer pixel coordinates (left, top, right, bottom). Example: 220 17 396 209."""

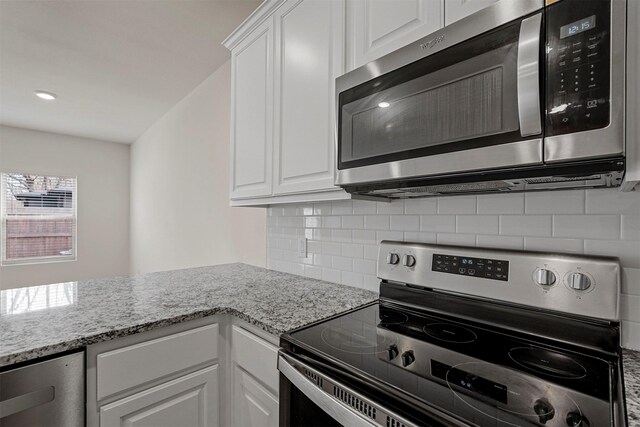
284 302 614 427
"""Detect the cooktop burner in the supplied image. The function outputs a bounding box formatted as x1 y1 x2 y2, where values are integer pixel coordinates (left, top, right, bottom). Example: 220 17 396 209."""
508 347 588 379
320 318 396 355
378 308 409 325
423 323 477 344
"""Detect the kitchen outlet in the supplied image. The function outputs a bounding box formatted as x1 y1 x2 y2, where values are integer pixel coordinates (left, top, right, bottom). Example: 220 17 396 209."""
297 237 307 258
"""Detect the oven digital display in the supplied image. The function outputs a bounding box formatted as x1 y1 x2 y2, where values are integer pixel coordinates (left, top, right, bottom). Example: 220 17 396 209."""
431 360 508 404
560 15 596 39
432 254 509 281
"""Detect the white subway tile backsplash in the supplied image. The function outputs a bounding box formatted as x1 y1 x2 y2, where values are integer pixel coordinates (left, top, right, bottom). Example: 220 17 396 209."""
304 265 322 280
523 237 584 253
364 275 380 293
342 243 364 259
332 256 353 272
353 200 377 214
584 239 640 268
322 268 341 283
525 190 585 214
438 195 476 214
420 215 456 232
621 293 640 323
403 232 437 244
622 215 640 240
622 268 640 295
477 235 524 250
364 215 390 230
622 321 640 350
457 215 499 235
376 200 405 214
405 198 438 214
586 188 640 214
477 193 524 214
267 188 640 349
321 216 342 229
353 230 377 245
342 215 364 229
553 215 620 240
332 200 353 215
332 229 352 243
390 215 420 231
376 231 405 243
341 271 364 288
354 258 376 275
436 233 476 246
363 245 378 260
321 242 342 255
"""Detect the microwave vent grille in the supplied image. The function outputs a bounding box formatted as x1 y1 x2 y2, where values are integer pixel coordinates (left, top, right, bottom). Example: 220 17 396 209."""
404 180 514 195
524 175 601 184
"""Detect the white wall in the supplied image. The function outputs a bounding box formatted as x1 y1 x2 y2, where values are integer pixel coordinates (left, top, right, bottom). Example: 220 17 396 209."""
267 191 640 350
130 61 265 274
0 125 130 289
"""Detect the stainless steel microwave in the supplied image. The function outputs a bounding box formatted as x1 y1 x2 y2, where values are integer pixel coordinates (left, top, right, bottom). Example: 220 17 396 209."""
335 0 633 198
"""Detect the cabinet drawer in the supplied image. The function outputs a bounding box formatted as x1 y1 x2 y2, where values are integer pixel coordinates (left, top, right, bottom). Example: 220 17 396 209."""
97 324 218 400
231 326 278 393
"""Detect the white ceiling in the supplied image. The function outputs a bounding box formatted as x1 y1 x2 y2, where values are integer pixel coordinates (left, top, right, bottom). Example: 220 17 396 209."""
0 0 260 144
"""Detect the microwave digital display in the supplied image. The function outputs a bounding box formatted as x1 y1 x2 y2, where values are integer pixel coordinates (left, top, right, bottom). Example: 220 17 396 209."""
560 15 596 39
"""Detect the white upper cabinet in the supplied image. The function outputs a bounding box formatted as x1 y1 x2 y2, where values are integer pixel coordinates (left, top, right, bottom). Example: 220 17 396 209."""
346 0 444 70
273 0 344 195
444 0 500 25
229 19 274 199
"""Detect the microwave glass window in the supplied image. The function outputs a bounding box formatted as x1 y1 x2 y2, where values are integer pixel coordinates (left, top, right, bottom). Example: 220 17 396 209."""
338 20 527 168
560 15 596 39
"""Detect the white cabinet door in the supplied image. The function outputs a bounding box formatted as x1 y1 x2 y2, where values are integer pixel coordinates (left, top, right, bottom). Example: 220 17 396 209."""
100 365 219 427
346 0 443 70
272 0 344 195
230 19 274 199
444 0 500 25
233 367 279 427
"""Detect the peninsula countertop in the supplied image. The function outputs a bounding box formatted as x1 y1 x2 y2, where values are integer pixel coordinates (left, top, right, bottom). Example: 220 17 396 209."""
0 263 377 367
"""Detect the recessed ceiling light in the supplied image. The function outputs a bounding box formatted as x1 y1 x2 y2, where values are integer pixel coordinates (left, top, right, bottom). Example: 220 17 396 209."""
378 102 390 108
35 90 57 101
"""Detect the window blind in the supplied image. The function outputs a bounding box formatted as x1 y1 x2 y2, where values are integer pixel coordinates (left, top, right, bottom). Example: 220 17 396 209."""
1 173 77 265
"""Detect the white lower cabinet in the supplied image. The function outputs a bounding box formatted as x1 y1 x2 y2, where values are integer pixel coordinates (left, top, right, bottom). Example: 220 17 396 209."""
100 365 219 427
233 367 279 427
87 317 280 427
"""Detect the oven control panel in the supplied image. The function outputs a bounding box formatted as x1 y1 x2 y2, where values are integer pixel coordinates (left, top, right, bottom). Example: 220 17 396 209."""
377 241 620 320
546 0 611 136
432 254 509 281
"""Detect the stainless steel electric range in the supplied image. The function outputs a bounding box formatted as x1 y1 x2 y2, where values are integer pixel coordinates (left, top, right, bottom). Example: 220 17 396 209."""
278 241 628 426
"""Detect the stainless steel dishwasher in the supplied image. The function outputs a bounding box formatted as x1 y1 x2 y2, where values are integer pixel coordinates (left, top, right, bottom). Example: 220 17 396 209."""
0 351 84 426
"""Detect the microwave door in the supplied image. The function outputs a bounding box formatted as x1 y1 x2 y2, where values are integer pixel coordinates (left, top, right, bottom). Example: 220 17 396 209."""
336 14 544 186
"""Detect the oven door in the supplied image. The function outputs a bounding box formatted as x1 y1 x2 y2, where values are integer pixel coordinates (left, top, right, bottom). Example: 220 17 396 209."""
278 352 462 427
336 8 544 187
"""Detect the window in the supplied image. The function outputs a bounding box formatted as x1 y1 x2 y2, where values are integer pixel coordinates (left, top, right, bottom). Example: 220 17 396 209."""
1 173 77 265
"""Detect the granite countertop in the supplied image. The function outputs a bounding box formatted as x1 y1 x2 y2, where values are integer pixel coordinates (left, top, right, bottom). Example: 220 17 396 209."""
0 263 377 367
624 349 640 425
2 264 638 424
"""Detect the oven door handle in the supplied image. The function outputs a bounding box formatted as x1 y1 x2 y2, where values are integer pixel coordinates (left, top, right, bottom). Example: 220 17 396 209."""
278 353 422 427
517 12 543 137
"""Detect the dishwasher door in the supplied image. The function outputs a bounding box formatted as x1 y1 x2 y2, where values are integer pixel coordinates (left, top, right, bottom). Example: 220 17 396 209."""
0 351 84 426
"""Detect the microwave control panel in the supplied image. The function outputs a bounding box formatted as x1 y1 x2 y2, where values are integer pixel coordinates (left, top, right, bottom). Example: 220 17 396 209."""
546 0 611 136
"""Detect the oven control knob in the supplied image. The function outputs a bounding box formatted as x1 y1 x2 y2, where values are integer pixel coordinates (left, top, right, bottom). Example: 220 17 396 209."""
386 253 400 265
533 398 555 424
401 350 415 367
568 272 591 291
534 269 557 286
402 254 416 268
566 411 590 427
387 345 399 361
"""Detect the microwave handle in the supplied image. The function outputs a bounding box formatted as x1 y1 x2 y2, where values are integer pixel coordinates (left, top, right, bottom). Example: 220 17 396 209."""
517 13 543 137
